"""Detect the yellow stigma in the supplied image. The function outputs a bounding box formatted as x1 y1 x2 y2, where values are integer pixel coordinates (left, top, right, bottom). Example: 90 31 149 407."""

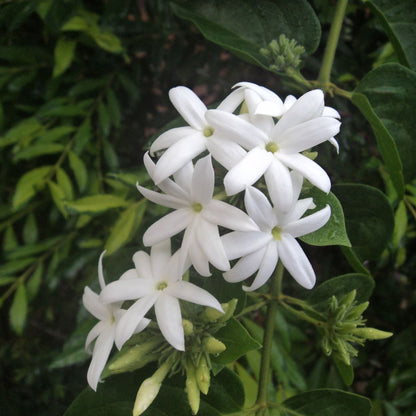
265 141 278 153
203 126 214 137
192 202 203 212
271 226 282 240
156 281 168 291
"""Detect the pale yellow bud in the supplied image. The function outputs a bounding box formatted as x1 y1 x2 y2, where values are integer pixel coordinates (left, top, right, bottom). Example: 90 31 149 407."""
185 361 200 415
196 355 210 395
203 336 226 354
352 327 393 340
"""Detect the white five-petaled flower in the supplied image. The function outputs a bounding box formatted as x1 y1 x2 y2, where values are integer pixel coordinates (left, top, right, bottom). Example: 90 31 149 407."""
83 252 150 391
99 239 224 351
149 86 246 184
206 89 341 212
221 173 331 291
137 153 258 276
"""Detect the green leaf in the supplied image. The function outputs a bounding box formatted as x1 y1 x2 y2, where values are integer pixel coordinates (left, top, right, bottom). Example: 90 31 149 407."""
68 151 88 192
333 184 394 261
14 143 65 161
334 357 354 386
48 181 68 217
57 168 74 200
300 189 351 247
353 63 416 196
64 194 129 214
73 119 92 154
53 37 77 77
213 318 261 365
90 30 123 53
27 262 43 302
37 126 76 143
12 166 52 210
106 89 121 128
61 16 90 32
0 117 43 148
307 273 375 311
23 213 38 244
170 0 320 69
3 225 19 251
9 282 27 335
105 200 146 255
102 137 119 169
365 0 416 70
282 389 372 416
98 101 110 136
0 258 35 276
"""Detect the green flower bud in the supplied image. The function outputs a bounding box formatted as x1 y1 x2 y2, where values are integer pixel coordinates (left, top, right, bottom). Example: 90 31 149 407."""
185 361 200 415
345 301 369 320
196 355 210 395
183 319 194 336
352 327 393 340
334 338 350 366
221 299 238 322
133 361 171 416
201 307 224 322
321 336 332 356
203 336 226 355
339 290 357 308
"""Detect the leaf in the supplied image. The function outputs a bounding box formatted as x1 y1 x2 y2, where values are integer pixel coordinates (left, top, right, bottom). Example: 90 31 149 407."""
48 181 68 217
53 37 77 77
0 258 35 276
212 318 261 365
90 30 123 53
68 151 88 192
171 0 321 69
0 117 43 148
282 389 372 416
353 63 416 196
300 189 351 247
73 119 92 154
61 16 90 31
98 101 110 136
37 126 76 143
64 194 129 214
334 357 354 386
23 213 38 244
9 282 27 335
102 138 119 169
12 166 52 210
307 273 375 311
14 143 65 161
365 0 416 70
27 262 43 302
57 168 74 200
106 89 121 128
105 200 146 254
332 184 394 261
3 225 18 251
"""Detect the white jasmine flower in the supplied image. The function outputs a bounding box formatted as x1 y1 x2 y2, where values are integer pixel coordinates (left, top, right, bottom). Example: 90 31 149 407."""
83 252 150 391
149 86 246 183
221 174 331 291
137 153 258 276
206 89 341 211
99 240 224 351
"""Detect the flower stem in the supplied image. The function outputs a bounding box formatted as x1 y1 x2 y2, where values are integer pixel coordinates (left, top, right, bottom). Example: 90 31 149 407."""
255 261 284 413
317 0 349 87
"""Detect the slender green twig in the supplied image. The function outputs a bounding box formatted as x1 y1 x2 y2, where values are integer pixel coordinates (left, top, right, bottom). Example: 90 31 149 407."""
318 0 349 87
255 261 284 414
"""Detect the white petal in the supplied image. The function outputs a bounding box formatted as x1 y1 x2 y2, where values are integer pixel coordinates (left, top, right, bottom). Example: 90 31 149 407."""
150 239 172 278
222 230 271 260
85 321 107 353
189 240 211 276
143 209 192 246
196 219 229 271
137 183 185 210
283 95 297 111
277 234 316 289
277 117 341 153
203 199 258 232
173 161 194 194
87 325 115 391
206 137 246 170
100 278 154 304
323 106 340 119
83 287 109 321
150 126 196 154
132 251 152 279
152 134 206 184
234 82 283 105
255 100 284 117
97 251 106 290
284 205 331 238
169 86 207 129
224 148 273 195
244 186 275 229
328 137 339 153
115 294 159 349
206 109 268 149
223 247 267 282
277 153 331 193
282 198 315 225
274 90 324 136
243 241 278 291
167 280 223 312
155 293 184 351
191 155 214 205
264 159 294 213
217 88 245 112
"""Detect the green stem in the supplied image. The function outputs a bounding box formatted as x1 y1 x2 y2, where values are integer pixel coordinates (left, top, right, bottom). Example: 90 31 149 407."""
255 261 284 413
317 0 349 86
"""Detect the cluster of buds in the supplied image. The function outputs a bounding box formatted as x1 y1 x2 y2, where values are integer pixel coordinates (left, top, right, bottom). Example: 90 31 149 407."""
319 290 392 365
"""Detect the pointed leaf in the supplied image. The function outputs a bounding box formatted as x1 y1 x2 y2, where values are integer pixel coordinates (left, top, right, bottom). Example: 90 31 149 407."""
68 151 88 192
64 194 129 214
9 282 27 335
23 213 38 244
53 37 77 77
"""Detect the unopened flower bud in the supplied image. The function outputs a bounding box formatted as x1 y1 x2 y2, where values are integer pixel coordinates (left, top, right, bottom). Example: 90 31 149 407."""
334 338 350 366
221 299 238 322
352 327 393 340
201 307 224 323
340 290 357 307
185 361 200 415
183 319 194 336
345 301 369 320
203 336 226 354
321 337 332 356
196 355 210 395
133 361 171 416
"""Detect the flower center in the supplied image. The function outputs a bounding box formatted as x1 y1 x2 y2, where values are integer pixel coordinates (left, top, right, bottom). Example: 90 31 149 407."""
266 141 279 153
203 126 214 137
271 226 282 240
156 281 168 291
192 202 203 212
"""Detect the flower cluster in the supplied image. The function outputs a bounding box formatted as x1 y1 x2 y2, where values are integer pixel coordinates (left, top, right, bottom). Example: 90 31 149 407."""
82 82 340 412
